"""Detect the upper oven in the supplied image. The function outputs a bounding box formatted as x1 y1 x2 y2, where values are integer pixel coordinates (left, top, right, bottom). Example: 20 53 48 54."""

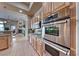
42 16 70 56
42 15 70 49
44 18 70 48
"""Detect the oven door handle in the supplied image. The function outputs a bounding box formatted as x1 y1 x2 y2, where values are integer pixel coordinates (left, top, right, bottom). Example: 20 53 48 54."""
53 20 67 24
42 20 69 27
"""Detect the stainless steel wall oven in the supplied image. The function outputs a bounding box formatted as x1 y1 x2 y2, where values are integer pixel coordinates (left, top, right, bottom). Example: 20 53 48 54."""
42 15 70 56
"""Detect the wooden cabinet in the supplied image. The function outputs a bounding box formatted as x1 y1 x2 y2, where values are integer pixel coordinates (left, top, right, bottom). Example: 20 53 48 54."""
31 36 34 47
47 2 52 16
29 34 43 56
40 9 43 20
52 3 54 13
53 2 70 12
0 34 12 50
33 36 37 50
37 38 43 56
43 3 47 15
53 2 65 10
42 2 52 18
8 35 12 47
57 6 70 17
69 2 76 56
31 2 71 26
70 17 76 56
0 36 8 50
30 2 76 56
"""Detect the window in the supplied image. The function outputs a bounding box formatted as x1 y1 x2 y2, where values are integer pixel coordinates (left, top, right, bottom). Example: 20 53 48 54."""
0 21 4 31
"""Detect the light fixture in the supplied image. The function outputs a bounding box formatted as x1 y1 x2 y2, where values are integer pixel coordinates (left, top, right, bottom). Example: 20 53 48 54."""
19 10 23 13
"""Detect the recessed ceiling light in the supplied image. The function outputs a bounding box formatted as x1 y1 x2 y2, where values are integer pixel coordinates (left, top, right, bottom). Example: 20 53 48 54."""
19 10 23 13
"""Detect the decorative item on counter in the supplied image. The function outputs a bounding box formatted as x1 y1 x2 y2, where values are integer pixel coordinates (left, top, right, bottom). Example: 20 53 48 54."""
28 29 35 33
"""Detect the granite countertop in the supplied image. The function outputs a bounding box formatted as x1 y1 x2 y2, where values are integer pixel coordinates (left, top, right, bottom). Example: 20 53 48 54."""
0 33 11 37
29 33 42 39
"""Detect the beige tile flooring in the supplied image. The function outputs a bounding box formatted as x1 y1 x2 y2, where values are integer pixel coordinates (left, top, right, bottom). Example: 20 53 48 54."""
0 34 51 56
0 34 38 56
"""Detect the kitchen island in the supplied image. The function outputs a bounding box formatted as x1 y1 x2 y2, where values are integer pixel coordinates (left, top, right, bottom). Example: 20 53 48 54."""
0 31 12 50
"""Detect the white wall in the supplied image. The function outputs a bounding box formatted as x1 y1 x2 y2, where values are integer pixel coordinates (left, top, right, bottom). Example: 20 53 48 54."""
76 3 79 56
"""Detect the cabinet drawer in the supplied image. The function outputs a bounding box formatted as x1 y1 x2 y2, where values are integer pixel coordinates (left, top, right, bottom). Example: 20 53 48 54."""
37 39 43 56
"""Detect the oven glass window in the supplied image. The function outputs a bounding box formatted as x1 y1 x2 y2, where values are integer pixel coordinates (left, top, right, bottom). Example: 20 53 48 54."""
45 26 59 36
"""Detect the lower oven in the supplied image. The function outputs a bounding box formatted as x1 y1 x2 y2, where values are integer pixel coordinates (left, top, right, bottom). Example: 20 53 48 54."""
44 40 70 56
42 16 70 56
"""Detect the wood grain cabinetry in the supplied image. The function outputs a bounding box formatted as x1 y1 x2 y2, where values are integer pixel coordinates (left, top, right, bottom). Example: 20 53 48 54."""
42 2 52 18
8 35 12 47
30 2 76 56
36 38 43 56
0 36 8 50
69 2 76 56
0 34 12 50
53 2 65 11
52 3 54 13
31 36 34 47
53 2 70 12
33 36 37 50
31 2 70 26
29 35 43 56
42 3 47 18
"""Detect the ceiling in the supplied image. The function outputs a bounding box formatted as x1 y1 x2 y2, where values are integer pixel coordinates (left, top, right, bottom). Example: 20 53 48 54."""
7 2 32 11
0 2 42 17
0 9 28 21
0 2 42 21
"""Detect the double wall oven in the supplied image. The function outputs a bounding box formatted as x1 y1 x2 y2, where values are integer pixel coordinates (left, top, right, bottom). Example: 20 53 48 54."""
42 13 70 56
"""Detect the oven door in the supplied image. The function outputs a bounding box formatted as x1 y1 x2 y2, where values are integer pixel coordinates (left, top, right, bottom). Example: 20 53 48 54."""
44 19 70 48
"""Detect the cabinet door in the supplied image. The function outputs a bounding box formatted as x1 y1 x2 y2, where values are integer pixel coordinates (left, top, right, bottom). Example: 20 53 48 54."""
52 3 54 13
8 35 12 47
31 36 34 47
39 41 43 56
0 37 8 50
37 39 43 56
70 3 76 56
40 9 43 20
53 2 65 10
48 2 52 14
36 39 40 54
42 2 48 18
33 37 37 50
46 2 52 17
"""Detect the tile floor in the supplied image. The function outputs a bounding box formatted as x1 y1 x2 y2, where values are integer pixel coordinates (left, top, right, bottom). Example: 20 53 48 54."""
0 34 38 56
0 34 51 56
